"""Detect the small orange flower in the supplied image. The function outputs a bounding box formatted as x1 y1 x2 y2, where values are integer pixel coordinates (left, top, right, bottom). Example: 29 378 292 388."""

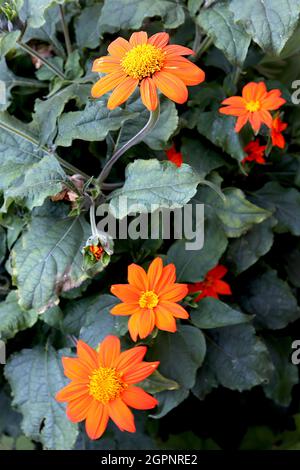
188 265 232 301
110 257 189 341
56 336 159 440
89 244 104 261
242 139 267 165
271 116 287 149
91 31 205 111
219 82 286 133
165 144 183 167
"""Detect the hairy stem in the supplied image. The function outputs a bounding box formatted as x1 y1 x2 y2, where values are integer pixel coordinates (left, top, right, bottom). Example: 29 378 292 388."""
59 4 72 56
89 201 99 238
17 41 66 80
97 102 161 185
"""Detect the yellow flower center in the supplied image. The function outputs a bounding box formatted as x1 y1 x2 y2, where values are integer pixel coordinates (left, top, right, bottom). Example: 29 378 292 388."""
121 44 166 80
246 100 261 112
88 367 127 403
139 290 159 309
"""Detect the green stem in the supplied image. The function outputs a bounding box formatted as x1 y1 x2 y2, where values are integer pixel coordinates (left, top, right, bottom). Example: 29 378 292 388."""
89 201 98 237
97 102 161 185
17 41 66 80
59 4 72 56
195 36 213 59
0 119 90 180
101 182 124 190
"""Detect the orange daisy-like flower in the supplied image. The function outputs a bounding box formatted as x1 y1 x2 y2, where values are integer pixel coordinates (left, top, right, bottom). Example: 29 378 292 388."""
165 144 183 167
271 116 287 149
110 257 189 341
56 336 159 440
91 31 205 111
219 82 286 133
242 139 267 165
188 265 232 302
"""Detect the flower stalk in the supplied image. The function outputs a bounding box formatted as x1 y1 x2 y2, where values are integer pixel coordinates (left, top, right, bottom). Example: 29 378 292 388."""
97 101 161 185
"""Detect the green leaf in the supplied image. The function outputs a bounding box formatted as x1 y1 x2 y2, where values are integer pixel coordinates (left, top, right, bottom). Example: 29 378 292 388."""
18 0 65 28
4 345 78 450
55 100 136 147
11 207 92 313
167 216 228 282
229 0 300 55
0 30 20 56
109 159 200 219
0 113 66 211
191 298 252 329
285 243 300 288
0 58 43 112
216 188 271 237
226 217 275 274
139 370 180 395
250 182 300 236
0 291 38 340
196 1 251 66
197 112 245 162
181 137 225 177
206 324 274 391
69 294 128 348
117 96 178 151
239 269 300 330
33 83 90 146
75 4 103 50
192 361 218 400
98 0 185 34
149 325 206 418
263 336 298 407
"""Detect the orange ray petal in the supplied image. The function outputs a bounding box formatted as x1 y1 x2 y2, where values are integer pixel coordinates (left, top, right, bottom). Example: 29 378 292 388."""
98 335 121 368
85 401 109 440
242 82 257 101
159 283 188 302
249 112 262 132
219 106 248 116
153 71 188 104
259 109 273 128
91 70 127 98
148 32 169 48
163 44 194 57
221 96 246 107
123 361 159 384
261 91 286 110
253 81 267 100
162 58 205 85
140 77 158 111
107 76 138 110
147 257 163 291
122 386 158 410
129 31 148 46
128 263 148 291
108 37 131 58
62 357 90 382
137 308 155 339
110 302 140 316
108 397 136 432
128 312 140 342
155 305 177 332
115 346 147 374
110 284 141 302
235 113 250 132
155 264 176 294
66 394 93 423
76 340 98 370
159 300 189 319
92 56 121 73
56 382 88 402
